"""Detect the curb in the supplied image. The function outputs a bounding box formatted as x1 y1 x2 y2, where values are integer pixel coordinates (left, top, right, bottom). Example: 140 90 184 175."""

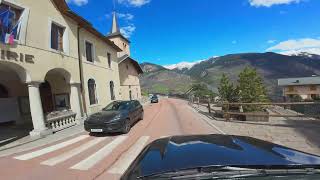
188 103 226 135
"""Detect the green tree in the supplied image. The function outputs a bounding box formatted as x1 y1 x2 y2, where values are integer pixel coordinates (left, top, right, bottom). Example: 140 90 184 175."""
218 74 239 102
238 67 268 111
191 84 215 98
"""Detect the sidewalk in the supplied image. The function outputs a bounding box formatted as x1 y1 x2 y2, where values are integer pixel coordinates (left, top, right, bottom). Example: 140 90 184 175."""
190 103 320 155
0 123 85 157
0 102 152 157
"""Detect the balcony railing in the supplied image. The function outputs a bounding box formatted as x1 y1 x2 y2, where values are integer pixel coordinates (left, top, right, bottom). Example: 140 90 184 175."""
46 111 77 132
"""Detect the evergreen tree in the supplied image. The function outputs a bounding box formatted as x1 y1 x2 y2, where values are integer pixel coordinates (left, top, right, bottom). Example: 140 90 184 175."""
218 74 238 102
238 67 268 111
191 83 215 98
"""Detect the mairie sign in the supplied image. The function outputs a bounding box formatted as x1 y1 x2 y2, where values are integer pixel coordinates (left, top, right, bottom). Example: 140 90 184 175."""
0 49 35 64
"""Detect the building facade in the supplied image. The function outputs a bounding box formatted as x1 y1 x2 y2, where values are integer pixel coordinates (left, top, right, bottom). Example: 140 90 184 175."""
0 0 142 137
107 13 143 101
278 76 320 101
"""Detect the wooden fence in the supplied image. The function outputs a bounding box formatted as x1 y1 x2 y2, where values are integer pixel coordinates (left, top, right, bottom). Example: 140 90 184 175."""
189 97 320 121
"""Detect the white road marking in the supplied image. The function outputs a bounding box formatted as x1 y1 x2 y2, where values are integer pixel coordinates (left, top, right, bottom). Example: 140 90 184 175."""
14 135 89 161
108 136 150 175
0 137 17 144
188 105 226 134
41 137 108 166
70 136 128 171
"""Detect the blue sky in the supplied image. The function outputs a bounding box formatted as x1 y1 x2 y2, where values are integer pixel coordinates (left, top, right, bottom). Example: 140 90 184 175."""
67 0 320 66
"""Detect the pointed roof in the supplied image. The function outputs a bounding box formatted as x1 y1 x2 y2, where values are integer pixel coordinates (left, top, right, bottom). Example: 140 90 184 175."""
119 55 143 74
107 12 130 43
111 12 120 33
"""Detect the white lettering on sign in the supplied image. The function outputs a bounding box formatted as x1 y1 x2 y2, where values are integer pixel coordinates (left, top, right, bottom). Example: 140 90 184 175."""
0 50 34 64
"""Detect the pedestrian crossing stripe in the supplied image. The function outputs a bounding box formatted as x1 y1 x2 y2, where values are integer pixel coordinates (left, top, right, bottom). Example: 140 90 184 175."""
14 135 90 161
70 136 128 171
107 136 150 175
41 137 108 166
13 135 151 173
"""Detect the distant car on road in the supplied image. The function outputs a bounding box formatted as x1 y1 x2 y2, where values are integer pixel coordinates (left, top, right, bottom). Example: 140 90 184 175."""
122 134 320 180
84 100 144 134
150 95 159 103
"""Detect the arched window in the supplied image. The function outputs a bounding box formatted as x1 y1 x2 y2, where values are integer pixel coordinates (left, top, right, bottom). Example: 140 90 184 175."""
0 84 9 98
129 90 132 100
107 53 111 68
88 79 98 105
110 81 115 100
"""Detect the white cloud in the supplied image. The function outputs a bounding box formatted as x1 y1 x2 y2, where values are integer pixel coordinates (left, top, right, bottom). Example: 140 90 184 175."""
120 24 136 38
118 0 151 7
118 13 134 21
267 39 276 44
249 0 301 7
106 12 134 21
266 38 320 55
66 0 88 6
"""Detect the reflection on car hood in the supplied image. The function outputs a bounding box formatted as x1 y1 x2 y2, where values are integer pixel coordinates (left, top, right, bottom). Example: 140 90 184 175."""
87 111 119 123
122 134 320 179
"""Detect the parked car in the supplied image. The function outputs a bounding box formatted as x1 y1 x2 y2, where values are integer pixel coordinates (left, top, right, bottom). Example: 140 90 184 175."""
84 100 144 134
150 95 159 103
121 134 320 179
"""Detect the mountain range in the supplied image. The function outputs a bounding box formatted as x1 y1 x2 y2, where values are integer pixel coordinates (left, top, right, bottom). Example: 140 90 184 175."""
140 52 320 100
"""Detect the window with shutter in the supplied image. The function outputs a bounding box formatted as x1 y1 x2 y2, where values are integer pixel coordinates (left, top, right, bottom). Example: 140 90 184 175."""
107 53 111 68
58 27 64 51
88 79 98 105
110 81 115 100
86 41 94 62
51 23 65 51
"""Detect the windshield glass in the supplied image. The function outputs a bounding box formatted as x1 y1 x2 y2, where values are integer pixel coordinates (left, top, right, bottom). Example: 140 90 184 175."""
102 101 130 111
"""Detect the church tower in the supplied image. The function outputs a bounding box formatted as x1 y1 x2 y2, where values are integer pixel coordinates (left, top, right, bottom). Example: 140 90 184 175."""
107 12 131 57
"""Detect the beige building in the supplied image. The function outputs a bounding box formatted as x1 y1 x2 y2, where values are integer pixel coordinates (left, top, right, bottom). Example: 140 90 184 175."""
278 76 320 101
0 0 142 137
107 12 143 101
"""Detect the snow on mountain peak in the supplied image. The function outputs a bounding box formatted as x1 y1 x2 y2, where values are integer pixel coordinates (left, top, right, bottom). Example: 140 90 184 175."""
278 48 320 57
164 56 218 70
164 61 202 70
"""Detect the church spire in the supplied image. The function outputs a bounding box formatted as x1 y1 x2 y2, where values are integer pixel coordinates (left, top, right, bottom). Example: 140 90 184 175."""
111 11 120 34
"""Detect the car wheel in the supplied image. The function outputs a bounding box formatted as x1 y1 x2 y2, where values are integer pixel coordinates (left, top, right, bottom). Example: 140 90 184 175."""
123 119 131 134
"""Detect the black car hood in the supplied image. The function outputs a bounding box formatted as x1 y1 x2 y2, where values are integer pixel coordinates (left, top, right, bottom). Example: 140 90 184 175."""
87 111 119 123
122 134 320 179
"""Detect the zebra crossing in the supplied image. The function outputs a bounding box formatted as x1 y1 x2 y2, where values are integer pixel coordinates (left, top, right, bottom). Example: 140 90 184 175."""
12 134 151 175
70 136 128 171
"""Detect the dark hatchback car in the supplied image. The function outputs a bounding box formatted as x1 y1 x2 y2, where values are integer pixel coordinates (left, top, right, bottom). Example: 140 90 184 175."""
84 100 143 134
122 134 320 180
150 95 159 103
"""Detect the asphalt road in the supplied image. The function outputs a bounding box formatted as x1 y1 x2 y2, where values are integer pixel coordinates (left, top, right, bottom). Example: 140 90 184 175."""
0 98 220 180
